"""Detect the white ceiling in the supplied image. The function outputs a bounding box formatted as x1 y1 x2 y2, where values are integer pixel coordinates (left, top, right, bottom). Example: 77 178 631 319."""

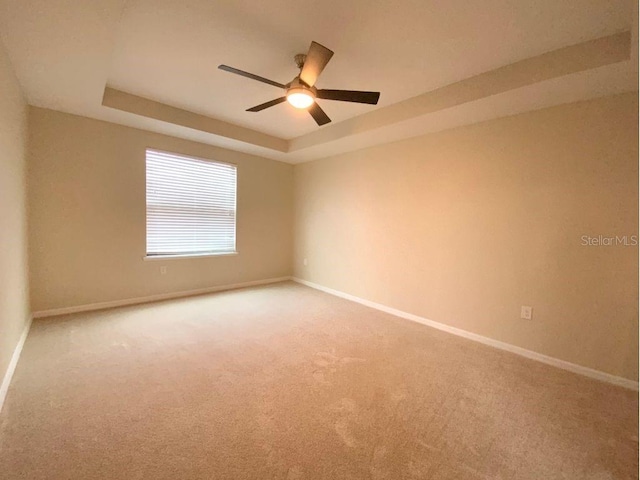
0 0 637 163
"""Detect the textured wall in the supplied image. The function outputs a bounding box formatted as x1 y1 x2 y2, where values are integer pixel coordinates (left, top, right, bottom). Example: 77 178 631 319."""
0 39 29 383
294 93 639 380
28 108 293 311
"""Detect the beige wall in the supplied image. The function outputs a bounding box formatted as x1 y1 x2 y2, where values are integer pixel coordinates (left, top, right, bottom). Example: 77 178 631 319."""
0 40 29 381
28 108 293 312
294 93 639 381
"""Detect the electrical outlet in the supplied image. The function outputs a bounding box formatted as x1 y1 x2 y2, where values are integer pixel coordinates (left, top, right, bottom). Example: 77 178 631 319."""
160 266 167 275
520 306 532 320
303 258 308 266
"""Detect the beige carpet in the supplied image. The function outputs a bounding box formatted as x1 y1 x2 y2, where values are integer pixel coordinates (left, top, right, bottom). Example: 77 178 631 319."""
0 282 637 479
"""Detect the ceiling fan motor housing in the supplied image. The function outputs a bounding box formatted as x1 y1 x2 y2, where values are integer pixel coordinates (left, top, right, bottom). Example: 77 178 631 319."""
286 77 316 96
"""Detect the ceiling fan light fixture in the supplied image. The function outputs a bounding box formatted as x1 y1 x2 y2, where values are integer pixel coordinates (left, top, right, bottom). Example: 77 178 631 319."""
286 87 315 109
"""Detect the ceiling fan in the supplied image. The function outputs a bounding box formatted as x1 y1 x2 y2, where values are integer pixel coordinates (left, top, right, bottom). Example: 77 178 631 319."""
218 41 380 126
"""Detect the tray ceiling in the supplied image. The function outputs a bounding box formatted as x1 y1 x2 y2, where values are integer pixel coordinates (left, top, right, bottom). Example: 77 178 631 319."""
0 0 637 163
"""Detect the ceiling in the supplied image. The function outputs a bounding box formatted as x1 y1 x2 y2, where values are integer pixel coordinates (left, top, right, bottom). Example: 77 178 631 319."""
0 0 637 163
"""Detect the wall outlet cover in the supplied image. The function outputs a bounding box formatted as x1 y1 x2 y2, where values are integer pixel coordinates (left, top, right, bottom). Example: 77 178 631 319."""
520 306 533 320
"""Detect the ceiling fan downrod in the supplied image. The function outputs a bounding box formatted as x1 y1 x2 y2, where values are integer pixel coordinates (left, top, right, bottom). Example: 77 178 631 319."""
294 54 307 70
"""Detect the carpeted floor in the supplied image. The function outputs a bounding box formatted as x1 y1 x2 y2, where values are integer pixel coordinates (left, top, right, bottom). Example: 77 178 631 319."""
0 281 637 479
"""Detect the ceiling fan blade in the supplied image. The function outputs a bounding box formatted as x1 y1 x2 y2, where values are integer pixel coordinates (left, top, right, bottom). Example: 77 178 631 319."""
308 102 331 126
299 41 334 87
246 97 287 112
218 65 286 89
317 89 380 105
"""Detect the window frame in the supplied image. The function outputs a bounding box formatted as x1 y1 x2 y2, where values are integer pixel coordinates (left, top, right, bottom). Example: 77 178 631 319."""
143 148 238 260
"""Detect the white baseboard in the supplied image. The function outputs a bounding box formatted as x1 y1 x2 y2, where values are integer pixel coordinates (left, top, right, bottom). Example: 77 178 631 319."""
0 316 32 414
32 276 292 319
292 277 638 391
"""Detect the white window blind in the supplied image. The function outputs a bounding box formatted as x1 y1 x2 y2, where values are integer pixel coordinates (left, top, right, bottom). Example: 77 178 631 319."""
146 149 237 257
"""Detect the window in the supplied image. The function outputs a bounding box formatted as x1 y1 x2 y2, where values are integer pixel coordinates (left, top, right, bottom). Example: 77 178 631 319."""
145 149 237 257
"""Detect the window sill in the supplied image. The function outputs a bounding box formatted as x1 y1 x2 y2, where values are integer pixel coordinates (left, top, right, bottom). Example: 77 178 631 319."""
143 252 238 261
